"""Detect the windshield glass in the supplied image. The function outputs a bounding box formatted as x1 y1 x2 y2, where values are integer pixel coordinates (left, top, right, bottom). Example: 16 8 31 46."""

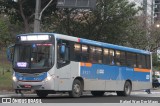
13 43 54 69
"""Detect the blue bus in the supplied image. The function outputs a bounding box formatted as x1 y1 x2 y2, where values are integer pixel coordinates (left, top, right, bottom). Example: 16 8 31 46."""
7 33 152 97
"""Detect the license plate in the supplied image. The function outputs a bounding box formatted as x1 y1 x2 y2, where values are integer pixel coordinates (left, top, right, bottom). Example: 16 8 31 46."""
24 85 32 88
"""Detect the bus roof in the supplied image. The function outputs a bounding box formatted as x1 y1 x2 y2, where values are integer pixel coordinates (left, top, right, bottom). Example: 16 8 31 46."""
54 33 151 55
80 38 150 55
17 33 151 55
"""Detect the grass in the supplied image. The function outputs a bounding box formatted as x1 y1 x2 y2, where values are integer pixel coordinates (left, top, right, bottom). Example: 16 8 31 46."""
0 48 13 91
0 71 13 91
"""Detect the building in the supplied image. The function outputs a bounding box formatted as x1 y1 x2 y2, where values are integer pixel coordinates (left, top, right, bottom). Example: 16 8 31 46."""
128 0 154 24
154 0 160 22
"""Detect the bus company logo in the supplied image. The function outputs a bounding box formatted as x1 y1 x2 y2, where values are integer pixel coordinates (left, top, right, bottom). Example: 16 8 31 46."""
96 69 104 74
2 98 11 103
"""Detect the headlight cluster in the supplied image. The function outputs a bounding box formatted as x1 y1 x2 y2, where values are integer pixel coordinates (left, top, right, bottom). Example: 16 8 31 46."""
12 72 17 82
44 73 55 82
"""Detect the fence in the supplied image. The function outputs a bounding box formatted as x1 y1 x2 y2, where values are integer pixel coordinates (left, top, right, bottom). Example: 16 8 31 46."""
0 47 12 75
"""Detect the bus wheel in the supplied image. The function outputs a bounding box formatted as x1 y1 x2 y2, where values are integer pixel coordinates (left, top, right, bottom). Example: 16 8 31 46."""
36 90 48 97
116 81 132 96
69 79 82 98
91 91 105 96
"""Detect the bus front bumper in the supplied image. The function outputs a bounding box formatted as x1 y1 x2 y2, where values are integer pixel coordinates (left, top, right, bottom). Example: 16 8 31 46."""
12 79 54 90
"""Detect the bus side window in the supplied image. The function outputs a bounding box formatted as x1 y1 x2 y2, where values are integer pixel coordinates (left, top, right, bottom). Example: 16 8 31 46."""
89 46 95 63
96 47 102 63
74 43 81 61
103 48 110 64
141 55 146 68
81 45 89 62
89 46 102 63
120 51 126 66
115 50 121 66
146 55 151 69
109 49 114 65
137 54 142 68
126 52 136 67
137 54 148 68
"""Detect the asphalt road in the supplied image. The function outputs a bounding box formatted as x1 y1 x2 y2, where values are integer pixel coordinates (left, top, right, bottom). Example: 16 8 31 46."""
0 90 160 103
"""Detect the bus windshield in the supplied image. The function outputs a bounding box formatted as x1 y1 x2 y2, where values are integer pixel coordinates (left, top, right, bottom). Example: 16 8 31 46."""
13 43 54 69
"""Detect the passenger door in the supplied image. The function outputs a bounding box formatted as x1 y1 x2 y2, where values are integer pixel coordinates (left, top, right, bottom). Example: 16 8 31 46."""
56 39 71 90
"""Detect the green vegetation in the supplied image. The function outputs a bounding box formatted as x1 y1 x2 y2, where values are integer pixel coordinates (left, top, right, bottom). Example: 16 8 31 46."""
0 49 12 91
0 71 12 91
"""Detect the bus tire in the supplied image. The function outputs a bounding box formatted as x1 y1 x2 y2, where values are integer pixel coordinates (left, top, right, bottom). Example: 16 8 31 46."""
69 79 82 98
116 81 132 96
36 90 48 97
91 91 105 96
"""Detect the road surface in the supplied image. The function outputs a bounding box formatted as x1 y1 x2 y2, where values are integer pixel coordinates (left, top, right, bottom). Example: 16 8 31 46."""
0 89 160 103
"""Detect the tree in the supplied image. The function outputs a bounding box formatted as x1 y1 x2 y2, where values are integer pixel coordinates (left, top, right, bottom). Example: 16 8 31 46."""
90 0 139 44
148 23 160 71
0 0 57 33
0 15 10 46
149 24 160 52
122 16 148 49
42 0 139 45
0 0 35 32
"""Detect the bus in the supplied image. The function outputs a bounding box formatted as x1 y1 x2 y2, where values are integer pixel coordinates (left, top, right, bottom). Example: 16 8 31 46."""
7 33 152 97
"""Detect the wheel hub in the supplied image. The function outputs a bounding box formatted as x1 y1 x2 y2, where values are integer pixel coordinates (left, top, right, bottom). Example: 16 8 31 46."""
125 84 130 94
74 84 80 94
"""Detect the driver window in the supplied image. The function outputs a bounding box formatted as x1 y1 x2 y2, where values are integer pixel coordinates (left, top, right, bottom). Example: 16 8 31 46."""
57 39 70 68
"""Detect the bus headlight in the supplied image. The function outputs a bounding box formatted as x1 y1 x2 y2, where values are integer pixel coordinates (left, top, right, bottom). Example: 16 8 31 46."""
44 73 54 82
12 73 17 82
46 75 52 81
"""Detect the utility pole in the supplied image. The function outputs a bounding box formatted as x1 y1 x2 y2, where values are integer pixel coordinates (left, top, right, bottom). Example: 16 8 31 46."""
33 0 53 32
34 0 41 33
143 0 151 51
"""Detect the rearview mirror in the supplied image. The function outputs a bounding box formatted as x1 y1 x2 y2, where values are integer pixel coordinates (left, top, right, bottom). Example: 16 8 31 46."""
60 45 66 58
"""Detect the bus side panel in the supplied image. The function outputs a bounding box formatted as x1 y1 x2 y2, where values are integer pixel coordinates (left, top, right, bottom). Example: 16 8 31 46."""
70 62 81 78
55 62 71 91
132 81 152 90
83 79 125 91
132 71 151 90
83 79 106 91
55 61 81 91
80 64 126 91
105 80 125 91
80 63 151 91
